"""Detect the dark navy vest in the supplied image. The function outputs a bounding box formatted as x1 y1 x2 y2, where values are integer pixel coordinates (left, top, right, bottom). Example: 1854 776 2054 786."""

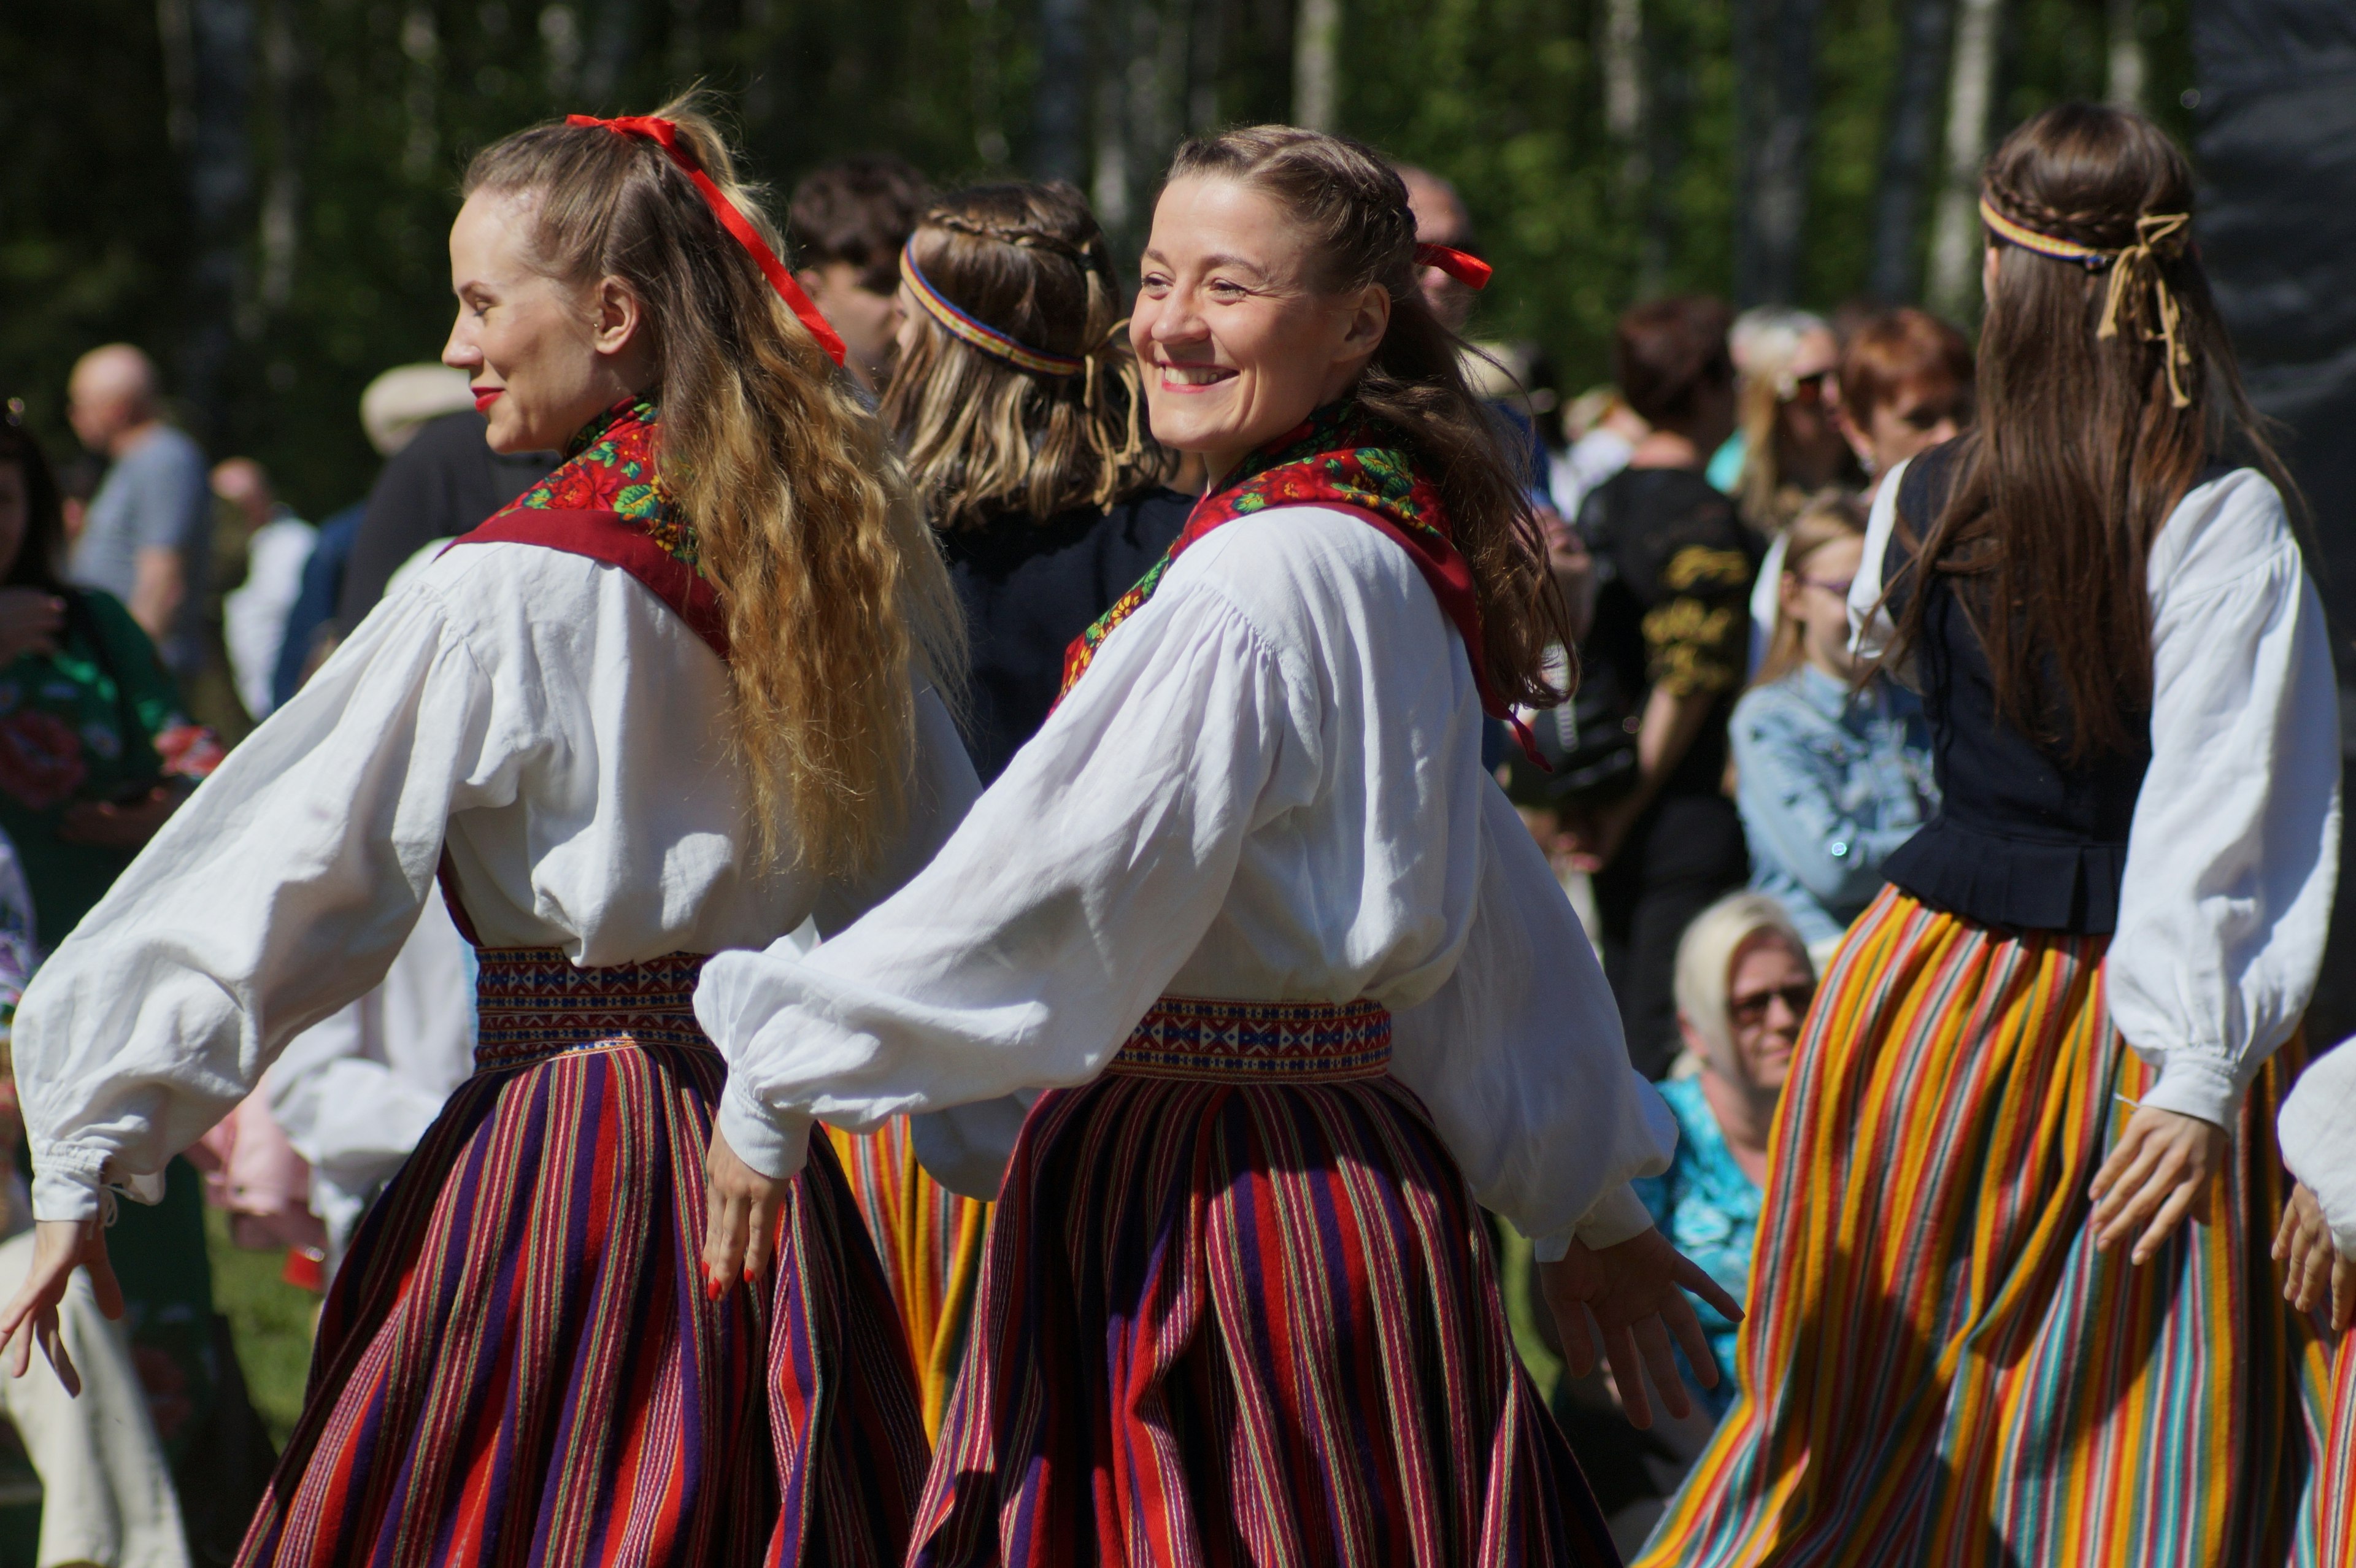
1877 444 2152 934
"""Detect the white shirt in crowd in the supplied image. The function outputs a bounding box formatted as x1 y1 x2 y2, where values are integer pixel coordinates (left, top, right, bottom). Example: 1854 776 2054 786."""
1852 462 2341 1129
12 540 977 1223
263 895 476 1262
696 505 1678 1255
223 512 318 721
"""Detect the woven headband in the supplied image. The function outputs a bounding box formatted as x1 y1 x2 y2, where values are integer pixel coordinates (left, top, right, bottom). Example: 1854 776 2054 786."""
1979 195 2195 409
899 244 1087 378
566 115 847 368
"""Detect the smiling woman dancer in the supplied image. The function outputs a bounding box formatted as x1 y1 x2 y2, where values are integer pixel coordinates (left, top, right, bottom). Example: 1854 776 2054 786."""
1637 103 2340 1567
692 125 1739 1565
0 100 973 1565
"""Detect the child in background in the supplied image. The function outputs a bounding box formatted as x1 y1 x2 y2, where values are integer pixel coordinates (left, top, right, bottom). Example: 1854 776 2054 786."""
1730 493 1935 966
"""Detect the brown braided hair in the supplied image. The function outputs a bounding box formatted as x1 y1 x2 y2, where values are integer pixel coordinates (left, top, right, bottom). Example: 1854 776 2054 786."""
1877 102 2299 761
880 183 1171 531
1161 126 1573 710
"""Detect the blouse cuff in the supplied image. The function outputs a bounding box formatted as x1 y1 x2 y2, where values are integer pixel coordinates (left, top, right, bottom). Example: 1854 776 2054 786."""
29 1145 110 1224
2139 1055 2244 1131
715 1082 813 1183
1571 1182 1657 1251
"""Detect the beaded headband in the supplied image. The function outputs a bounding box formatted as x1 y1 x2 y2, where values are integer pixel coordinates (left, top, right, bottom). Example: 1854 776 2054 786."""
899 244 1086 379
1978 195 2195 409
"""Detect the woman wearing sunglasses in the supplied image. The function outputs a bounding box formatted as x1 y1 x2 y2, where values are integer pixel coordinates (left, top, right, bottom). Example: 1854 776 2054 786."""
1729 491 1936 966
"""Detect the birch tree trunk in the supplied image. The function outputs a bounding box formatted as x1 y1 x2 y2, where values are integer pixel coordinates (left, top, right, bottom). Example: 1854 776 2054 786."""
1866 0 1952 303
1925 0 2001 320
2105 0 2144 109
1734 0 1827 306
186 0 253 451
1293 0 1338 131
1034 0 1089 182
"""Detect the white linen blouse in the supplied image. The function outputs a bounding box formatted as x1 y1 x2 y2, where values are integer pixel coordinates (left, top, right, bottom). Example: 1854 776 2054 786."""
2281 1039 2356 1256
15 540 977 1222
697 505 1678 1254
1852 463 2341 1128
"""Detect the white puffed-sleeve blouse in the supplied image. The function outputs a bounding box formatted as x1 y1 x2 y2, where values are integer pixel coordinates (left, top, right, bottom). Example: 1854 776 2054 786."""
1852 462 2341 1128
697 505 1678 1253
14 541 976 1222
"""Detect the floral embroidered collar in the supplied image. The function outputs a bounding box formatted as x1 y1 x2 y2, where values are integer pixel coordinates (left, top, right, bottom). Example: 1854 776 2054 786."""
498 394 699 571
1057 401 1538 757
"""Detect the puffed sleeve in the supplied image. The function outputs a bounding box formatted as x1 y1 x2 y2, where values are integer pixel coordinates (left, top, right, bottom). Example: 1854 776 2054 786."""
2110 472 2341 1127
15 575 525 1221
1386 783 1677 1253
2281 1039 2356 1256
693 573 1325 1182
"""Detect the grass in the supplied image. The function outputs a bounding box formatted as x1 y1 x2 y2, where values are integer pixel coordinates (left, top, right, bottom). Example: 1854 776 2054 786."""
201 1208 316 1450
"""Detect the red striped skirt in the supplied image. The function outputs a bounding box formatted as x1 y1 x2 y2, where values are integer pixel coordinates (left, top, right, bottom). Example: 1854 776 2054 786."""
236 947 928 1567
1637 890 2326 1567
2318 1330 2356 1565
909 995 1617 1567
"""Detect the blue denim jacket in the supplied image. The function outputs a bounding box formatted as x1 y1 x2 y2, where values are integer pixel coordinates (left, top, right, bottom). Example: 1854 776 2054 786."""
1730 664 1938 950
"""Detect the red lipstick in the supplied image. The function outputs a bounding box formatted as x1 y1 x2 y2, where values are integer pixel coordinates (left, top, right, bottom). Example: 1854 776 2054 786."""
472 386 502 413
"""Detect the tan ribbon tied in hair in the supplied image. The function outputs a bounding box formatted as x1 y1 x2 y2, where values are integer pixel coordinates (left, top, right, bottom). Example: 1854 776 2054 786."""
1980 197 2196 409
2095 210 2194 409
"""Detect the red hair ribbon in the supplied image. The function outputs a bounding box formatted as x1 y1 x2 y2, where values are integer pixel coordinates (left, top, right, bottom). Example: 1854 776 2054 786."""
1414 243 1492 291
566 114 848 368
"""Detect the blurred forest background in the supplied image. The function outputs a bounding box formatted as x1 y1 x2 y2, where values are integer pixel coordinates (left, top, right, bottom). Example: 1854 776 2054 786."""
3 0 2192 519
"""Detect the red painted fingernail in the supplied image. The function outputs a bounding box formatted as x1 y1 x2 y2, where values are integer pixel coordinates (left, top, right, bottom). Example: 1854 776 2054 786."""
705 1275 724 1302
742 1267 755 1285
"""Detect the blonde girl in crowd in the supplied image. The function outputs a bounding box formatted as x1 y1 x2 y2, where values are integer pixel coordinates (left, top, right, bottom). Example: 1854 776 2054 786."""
1641 102 2339 1566
693 126 1739 1564
0 99 978 1565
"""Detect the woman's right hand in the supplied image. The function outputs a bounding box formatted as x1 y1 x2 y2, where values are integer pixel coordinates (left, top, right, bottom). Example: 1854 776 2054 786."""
0 1218 123 1397
2275 1181 2356 1332
0 590 65 664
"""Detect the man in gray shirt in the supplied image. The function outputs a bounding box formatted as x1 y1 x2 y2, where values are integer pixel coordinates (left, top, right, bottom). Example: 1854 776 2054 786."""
66 345 212 682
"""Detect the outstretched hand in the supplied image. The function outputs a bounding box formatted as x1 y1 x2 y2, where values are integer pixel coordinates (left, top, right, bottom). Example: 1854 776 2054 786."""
2090 1104 2227 1265
1538 1227 1743 1430
2275 1181 2356 1333
702 1126 795 1299
0 1219 123 1397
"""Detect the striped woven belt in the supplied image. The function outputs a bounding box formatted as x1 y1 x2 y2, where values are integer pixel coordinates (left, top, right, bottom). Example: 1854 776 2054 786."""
472 946 712 1070
1106 995 1392 1083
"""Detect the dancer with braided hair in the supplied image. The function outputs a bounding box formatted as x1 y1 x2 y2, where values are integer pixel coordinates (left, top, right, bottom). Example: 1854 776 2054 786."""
823 180 1187 1435
0 98 977 1564
1637 101 2339 1567
698 124 1738 1566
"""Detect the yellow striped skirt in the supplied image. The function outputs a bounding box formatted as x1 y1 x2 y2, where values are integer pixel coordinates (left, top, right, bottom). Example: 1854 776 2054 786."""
1636 888 2329 1567
825 1116 990 1440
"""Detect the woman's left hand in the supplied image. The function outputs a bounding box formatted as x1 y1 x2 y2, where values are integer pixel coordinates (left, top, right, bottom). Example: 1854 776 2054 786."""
57 785 181 850
2090 1104 2228 1264
1538 1228 1744 1430
702 1126 795 1298
2274 1181 2356 1332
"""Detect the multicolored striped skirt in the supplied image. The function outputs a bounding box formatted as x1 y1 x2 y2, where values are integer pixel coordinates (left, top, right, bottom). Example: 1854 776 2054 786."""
825 1118 989 1439
236 947 929 1567
2314 1331 2356 1565
909 994 1619 1567
1637 889 2327 1567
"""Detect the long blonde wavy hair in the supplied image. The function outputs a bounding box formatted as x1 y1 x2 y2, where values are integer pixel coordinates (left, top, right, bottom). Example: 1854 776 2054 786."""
464 96 964 877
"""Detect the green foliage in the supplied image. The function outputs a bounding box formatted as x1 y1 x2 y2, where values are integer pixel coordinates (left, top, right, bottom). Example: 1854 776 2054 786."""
203 1206 314 1450
0 0 2195 517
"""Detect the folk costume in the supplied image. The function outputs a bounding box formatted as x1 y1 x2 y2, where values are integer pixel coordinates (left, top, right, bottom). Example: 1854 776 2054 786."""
14 393 975 1566
1637 443 2341 1566
697 405 1674 1566
2281 1040 2356 1566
